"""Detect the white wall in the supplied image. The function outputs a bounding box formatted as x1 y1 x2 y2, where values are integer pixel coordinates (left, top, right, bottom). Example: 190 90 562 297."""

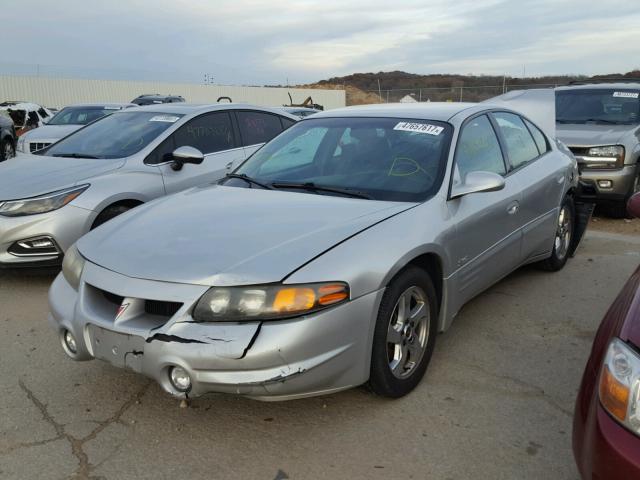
0 75 346 110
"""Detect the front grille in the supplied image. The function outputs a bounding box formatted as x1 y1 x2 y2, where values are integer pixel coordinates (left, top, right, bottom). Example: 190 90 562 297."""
99 288 182 318
145 300 183 317
102 290 124 306
29 142 51 153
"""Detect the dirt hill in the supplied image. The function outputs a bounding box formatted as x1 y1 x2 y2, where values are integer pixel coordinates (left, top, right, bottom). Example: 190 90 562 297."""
298 69 640 106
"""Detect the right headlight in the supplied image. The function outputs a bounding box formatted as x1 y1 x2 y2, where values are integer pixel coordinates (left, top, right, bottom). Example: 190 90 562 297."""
582 145 625 169
192 282 349 322
62 244 86 290
599 338 640 435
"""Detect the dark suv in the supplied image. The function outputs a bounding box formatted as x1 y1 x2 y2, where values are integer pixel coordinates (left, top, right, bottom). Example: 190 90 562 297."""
131 94 186 106
556 82 640 217
0 111 17 162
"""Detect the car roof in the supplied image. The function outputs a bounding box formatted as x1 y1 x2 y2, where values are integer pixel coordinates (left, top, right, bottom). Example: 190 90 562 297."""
556 82 640 91
121 103 299 119
134 94 183 99
61 103 137 108
308 102 484 121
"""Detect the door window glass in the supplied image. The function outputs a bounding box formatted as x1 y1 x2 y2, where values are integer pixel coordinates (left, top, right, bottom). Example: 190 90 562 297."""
493 112 540 169
523 118 549 155
172 112 235 155
237 111 283 146
455 115 506 178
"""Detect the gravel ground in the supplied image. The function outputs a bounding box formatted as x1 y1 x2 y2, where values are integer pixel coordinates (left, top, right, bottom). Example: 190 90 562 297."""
1 222 638 480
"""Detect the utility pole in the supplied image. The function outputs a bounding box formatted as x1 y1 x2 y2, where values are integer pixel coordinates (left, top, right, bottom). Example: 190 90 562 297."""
377 78 382 102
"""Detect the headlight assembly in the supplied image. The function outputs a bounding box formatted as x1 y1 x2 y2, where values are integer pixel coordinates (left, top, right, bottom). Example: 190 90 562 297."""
192 282 349 322
61 244 86 290
581 145 625 169
599 338 640 436
0 184 89 217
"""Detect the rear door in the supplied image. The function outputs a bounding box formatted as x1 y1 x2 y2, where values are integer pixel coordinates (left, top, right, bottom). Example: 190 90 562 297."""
445 113 523 307
234 111 291 168
152 111 246 194
491 111 564 260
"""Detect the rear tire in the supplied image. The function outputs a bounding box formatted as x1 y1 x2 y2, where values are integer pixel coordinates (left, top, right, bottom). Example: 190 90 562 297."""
0 138 15 162
541 196 574 272
368 266 438 398
91 204 134 230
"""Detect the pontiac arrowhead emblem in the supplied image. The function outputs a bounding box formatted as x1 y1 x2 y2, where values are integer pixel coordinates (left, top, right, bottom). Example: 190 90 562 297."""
116 302 130 320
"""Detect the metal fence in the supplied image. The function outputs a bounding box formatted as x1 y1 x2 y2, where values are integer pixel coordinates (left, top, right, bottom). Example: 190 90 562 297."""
0 75 346 110
356 83 562 104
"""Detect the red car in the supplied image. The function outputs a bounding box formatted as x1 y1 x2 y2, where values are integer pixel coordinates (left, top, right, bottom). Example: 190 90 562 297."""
573 192 640 479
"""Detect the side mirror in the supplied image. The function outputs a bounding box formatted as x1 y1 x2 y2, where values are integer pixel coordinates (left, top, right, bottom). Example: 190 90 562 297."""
627 192 640 218
171 146 204 171
450 171 505 199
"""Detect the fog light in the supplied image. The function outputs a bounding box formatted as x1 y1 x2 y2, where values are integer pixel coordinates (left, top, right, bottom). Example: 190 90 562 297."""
169 366 192 392
598 180 613 189
63 330 77 354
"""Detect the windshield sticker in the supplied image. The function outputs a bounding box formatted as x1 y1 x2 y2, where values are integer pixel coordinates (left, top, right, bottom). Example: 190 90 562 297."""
613 91 639 98
393 122 444 136
149 115 180 123
104 106 120 110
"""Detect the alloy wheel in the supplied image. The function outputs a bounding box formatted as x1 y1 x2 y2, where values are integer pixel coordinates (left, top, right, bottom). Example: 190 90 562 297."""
554 205 572 260
386 286 430 379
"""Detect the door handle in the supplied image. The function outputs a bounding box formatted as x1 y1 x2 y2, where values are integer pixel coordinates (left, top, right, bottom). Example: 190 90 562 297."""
507 202 519 215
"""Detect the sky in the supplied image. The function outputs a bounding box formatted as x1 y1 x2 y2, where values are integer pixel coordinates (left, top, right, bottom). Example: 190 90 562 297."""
3 0 640 86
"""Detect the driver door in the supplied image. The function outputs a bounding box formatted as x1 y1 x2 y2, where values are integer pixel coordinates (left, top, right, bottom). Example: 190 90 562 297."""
153 111 246 194
444 114 523 309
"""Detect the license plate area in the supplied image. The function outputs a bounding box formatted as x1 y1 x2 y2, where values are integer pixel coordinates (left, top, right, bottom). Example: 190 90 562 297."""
87 325 145 372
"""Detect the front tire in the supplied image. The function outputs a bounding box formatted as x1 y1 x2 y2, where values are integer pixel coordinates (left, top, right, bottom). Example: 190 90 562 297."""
368 266 438 398
541 196 574 271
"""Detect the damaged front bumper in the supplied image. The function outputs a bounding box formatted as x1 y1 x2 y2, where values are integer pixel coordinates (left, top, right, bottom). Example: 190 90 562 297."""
48 261 382 401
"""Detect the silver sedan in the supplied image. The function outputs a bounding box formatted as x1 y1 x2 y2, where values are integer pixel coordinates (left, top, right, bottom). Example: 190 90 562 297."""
0 104 297 267
49 100 582 401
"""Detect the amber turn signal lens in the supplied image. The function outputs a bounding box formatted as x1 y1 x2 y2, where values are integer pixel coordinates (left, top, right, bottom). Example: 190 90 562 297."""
318 284 349 306
599 366 630 422
273 287 316 313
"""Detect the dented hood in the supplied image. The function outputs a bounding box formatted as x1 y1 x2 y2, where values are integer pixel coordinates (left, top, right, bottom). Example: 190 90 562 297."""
78 185 415 286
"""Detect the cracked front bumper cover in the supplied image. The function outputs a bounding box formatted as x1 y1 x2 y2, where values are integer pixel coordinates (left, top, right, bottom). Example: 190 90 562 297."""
48 262 383 401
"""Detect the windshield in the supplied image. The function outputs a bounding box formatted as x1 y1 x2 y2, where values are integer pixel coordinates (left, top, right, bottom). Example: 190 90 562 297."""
556 88 640 125
48 106 121 125
231 117 452 202
42 111 183 159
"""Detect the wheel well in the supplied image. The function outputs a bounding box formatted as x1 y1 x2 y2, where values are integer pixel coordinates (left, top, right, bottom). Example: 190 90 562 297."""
407 253 443 309
91 199 143 229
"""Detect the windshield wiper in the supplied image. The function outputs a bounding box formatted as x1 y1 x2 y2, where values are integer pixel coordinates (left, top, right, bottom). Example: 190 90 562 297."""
51 153 100 159
270 181 372 199
224 173 273 190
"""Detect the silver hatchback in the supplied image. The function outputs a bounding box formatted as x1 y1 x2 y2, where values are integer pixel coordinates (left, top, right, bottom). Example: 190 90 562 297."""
0 104 297 266
49 101 582 401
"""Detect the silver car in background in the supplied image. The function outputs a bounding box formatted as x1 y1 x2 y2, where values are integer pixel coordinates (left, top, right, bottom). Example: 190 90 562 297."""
16 103 136 154
0 104 297 266
49 101 581 401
